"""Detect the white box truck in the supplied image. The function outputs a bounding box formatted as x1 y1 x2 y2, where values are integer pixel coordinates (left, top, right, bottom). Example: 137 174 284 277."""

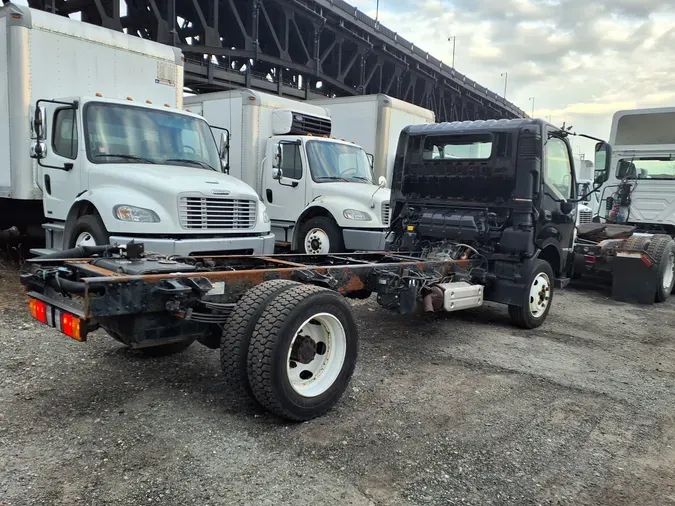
0 4 274 255
310 94 436 185
184 90 392 254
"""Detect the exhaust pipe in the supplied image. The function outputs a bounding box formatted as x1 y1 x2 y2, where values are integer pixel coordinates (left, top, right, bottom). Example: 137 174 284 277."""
423 285 445 312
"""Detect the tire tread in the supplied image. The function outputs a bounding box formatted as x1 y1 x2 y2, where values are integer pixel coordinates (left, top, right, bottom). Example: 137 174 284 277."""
220 280 300 397
247 284 346 421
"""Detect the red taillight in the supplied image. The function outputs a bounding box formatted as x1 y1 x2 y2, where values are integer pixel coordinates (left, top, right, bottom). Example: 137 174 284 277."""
584 255 597 264
641 254 653 268
29 299 48 324
60 312 83 342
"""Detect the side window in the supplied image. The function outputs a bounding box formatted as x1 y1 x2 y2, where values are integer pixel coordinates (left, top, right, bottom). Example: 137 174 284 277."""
53 108 78 159
281 144 303 180
544 137 573 199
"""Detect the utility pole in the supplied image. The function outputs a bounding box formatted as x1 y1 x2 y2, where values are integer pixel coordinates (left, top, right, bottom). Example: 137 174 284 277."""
501 72 508 99
529 96 535 117
447 36 456 68
376 0 380 21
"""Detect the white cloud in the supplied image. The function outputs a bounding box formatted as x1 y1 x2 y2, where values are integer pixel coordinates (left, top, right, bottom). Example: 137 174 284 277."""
357 0 675 156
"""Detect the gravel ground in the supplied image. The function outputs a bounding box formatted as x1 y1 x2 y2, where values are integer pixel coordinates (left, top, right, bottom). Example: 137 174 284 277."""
1 269 675 506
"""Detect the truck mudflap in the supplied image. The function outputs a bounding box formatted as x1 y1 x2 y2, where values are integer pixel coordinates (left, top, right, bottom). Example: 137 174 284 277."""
611 250 660 304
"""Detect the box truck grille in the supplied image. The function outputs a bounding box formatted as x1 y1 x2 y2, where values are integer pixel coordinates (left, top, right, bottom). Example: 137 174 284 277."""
382 202 391 226
179 197 257 230
289 113 332 136
578 209 592 225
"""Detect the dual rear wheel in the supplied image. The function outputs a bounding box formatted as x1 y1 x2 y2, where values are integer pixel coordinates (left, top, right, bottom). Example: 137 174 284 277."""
220 281 359 421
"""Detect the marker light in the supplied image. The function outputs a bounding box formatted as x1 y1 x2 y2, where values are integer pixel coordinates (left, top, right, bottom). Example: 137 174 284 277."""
29 299 47 324
60 312 83 342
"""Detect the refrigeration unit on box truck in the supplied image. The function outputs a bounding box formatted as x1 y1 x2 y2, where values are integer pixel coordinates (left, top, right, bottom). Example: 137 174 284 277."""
0 4 274 256
184 90 391 254
310 94 436 186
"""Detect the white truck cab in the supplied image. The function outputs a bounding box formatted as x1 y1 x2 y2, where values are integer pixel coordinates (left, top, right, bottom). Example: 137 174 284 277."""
0 4 274 255
31 97 273 254
594 107 675 230
185 90 391 254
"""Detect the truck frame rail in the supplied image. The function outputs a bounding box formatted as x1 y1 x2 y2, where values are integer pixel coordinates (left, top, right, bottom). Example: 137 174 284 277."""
21 249 472 337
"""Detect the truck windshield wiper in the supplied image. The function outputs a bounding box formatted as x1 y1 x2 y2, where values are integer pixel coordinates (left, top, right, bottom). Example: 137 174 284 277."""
316 176 349 182
164 158 217 171
350 176 373 183
94 154 156 164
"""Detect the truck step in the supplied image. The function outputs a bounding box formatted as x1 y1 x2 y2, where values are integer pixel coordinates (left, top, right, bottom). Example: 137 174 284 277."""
29 248 59 257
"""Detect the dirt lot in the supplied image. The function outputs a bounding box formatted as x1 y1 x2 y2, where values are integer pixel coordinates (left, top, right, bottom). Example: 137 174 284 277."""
1 268 675 506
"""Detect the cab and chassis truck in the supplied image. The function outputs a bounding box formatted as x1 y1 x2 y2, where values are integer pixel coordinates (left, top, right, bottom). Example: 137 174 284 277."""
574 108 675 304
21 119 592 421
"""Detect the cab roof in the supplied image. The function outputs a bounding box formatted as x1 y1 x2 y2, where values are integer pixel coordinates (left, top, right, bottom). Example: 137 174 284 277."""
404 118 545 136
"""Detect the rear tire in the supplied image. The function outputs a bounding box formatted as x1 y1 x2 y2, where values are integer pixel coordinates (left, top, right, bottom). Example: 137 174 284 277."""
220 280 301 398
247 285 358 421
68 214 110 248
508 259 555 329
646 236 675 302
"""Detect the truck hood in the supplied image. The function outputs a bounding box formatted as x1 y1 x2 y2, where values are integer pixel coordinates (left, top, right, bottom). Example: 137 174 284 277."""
90 163 259 198
311 182 391 205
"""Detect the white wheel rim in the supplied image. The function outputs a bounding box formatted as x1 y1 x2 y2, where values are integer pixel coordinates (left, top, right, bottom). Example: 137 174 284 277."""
529 272 551 318
304 228 330 254
75 232 97 247
286 313 347 398
663 252 675 290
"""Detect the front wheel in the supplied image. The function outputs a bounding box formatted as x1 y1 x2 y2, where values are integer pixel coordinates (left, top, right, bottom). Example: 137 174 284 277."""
68 214 110 248
298 217 344 254
508 259 555 329
247 284 358 421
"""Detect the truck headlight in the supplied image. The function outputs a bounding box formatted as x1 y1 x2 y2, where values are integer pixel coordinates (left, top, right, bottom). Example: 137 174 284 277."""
263 210 270 223
343 209 372 221
113 205 160 223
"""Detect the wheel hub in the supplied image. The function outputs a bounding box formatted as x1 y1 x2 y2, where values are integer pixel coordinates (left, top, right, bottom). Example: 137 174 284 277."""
304 228 330 254
286 313 345 398
291 334 317 364
529 272 551 318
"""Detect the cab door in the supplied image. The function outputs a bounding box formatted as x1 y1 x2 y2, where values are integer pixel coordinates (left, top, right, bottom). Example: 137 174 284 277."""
36 104 84 221
539 132 577 271
263 138 308 224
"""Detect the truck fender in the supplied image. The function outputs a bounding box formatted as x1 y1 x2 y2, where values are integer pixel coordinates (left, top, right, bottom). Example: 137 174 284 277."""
291 205 339 251
64 188 174 240
535 238 564 276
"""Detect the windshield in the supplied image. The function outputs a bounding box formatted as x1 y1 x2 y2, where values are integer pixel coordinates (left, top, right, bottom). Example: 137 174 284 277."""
84 103 221 171
306 141 372 183
616 157 675 180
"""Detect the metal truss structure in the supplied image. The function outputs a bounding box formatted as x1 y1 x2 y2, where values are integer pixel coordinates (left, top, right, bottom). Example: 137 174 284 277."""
27 0 527 121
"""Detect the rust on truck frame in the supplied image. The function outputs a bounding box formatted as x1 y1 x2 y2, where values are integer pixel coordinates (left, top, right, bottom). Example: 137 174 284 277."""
22 252 473 322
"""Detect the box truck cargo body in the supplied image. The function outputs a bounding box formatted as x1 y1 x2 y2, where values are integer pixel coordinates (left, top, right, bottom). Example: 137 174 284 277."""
310 94 435 185
0 4 274 255
185 89 392 253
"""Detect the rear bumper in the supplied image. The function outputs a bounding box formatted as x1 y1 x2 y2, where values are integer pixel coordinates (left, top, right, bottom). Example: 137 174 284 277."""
108 233 277 256
342 228 388 251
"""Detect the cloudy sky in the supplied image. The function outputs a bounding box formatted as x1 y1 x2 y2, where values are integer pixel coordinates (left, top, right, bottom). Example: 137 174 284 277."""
349 0 675 157
7 0 674 157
